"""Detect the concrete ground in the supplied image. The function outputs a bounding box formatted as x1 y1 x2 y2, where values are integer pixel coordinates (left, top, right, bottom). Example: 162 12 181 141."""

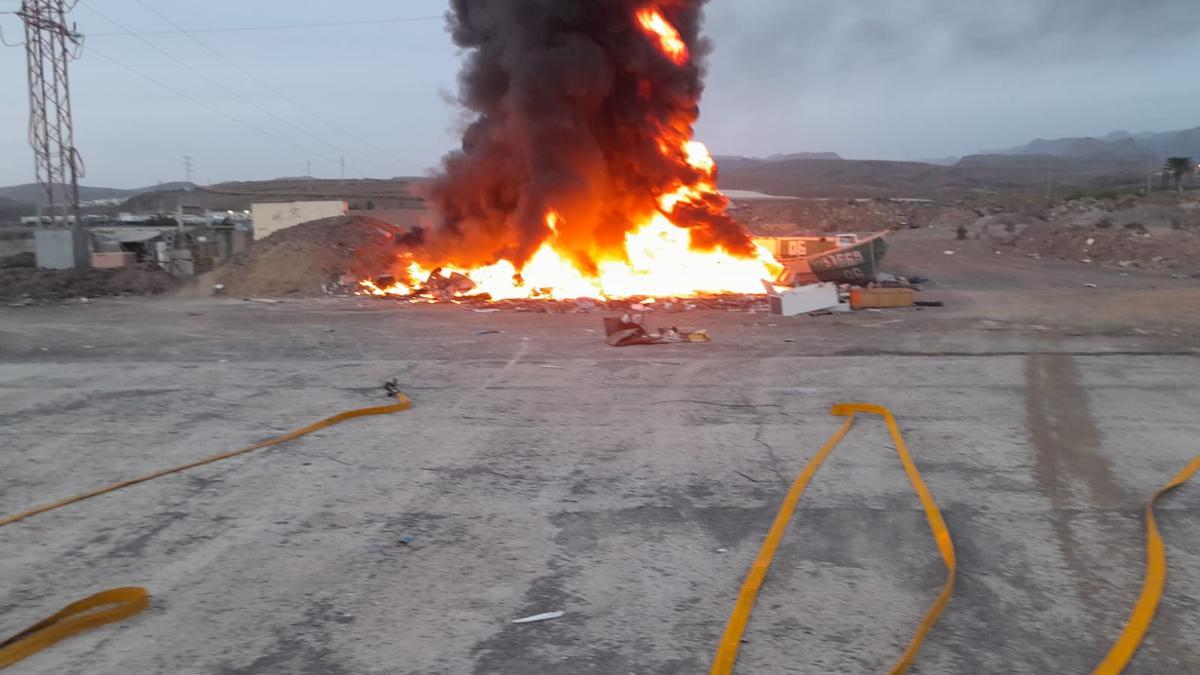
1 238 1199 674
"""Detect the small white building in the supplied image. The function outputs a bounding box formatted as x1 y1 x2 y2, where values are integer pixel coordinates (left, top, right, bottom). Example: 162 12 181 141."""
250 200 347 240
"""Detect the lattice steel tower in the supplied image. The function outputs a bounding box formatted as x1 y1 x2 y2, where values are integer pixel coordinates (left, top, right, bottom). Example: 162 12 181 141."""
16 0 88 268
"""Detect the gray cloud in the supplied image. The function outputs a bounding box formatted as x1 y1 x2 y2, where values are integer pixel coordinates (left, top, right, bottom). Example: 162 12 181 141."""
705 0 1200 87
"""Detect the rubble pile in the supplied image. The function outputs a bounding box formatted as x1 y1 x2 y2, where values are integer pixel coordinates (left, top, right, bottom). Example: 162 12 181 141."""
0 254 173 303
194 216 406 297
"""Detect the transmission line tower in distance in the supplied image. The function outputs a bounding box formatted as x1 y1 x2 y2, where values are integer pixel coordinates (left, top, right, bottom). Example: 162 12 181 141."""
16 0 89 268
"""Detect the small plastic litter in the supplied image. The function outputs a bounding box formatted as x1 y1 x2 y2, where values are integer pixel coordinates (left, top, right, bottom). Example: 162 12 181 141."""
1084 283 1098 288
512 611 564 624
399 535 416 546
476 329 504 336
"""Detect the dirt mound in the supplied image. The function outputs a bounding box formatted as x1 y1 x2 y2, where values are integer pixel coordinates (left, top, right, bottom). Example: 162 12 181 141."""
1 251 35 269
1015 223 1200 274
190 215 404 297
0 262 174 302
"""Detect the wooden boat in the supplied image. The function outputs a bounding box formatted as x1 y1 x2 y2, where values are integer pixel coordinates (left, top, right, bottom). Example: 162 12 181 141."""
759 232 889 285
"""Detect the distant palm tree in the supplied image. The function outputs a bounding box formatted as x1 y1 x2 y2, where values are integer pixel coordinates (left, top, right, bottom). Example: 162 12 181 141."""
1164 156 1193 194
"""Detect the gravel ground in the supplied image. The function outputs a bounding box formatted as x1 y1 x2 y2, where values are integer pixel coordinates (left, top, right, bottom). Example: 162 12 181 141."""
0 227 1197 674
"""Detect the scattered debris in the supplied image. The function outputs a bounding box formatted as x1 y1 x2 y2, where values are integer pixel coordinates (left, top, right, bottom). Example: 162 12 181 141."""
476 329 504 336
914 300 945 308
511 611 564 624
244 298 282 305
399 535 416 547
943 250 956 256
1084 283 1098 288
603 315 710 346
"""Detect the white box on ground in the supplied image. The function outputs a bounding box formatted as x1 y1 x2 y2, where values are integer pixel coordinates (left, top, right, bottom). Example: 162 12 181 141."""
768 282 841 316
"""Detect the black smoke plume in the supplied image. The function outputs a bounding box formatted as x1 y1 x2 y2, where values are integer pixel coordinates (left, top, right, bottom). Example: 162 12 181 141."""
420 0 753 275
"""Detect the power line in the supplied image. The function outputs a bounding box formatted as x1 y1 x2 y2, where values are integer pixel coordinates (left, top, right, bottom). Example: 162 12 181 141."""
85 44 339 165
130 0 403 172
88 15 443 37
77 1 388 176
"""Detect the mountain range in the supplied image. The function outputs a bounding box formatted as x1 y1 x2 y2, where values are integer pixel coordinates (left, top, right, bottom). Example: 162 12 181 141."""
989 126 1200 163
1 126 1194 212
719 126 1199 171
0 182 198 208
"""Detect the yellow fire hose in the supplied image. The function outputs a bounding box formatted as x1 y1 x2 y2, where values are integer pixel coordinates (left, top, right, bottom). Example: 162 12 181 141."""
709 403 955 675
1093 454 1200 675
0 392 412 670
0 395 1193 672
709 403 1199 675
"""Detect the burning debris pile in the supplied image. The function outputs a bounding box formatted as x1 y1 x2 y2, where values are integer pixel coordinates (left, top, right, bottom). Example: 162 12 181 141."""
366 0 781 302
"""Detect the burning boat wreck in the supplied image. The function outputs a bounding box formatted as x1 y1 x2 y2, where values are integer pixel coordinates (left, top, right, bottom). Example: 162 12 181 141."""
360 1 786 303
356 0 888 305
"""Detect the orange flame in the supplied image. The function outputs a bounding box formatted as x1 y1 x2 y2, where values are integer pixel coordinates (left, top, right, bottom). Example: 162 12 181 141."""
636 7 689 66
362 217 781 301
362 140 782 301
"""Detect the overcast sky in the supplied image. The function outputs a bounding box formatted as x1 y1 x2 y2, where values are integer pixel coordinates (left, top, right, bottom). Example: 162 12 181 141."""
1 0 1197 188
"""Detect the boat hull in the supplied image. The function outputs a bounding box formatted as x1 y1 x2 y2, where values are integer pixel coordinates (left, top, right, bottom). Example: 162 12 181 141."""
777 233 888 285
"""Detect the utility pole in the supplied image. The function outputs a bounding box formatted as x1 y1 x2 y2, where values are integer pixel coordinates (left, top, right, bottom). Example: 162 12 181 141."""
340 156 345 180
306 160 312 177
184 154 193 183
16 0 88 268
